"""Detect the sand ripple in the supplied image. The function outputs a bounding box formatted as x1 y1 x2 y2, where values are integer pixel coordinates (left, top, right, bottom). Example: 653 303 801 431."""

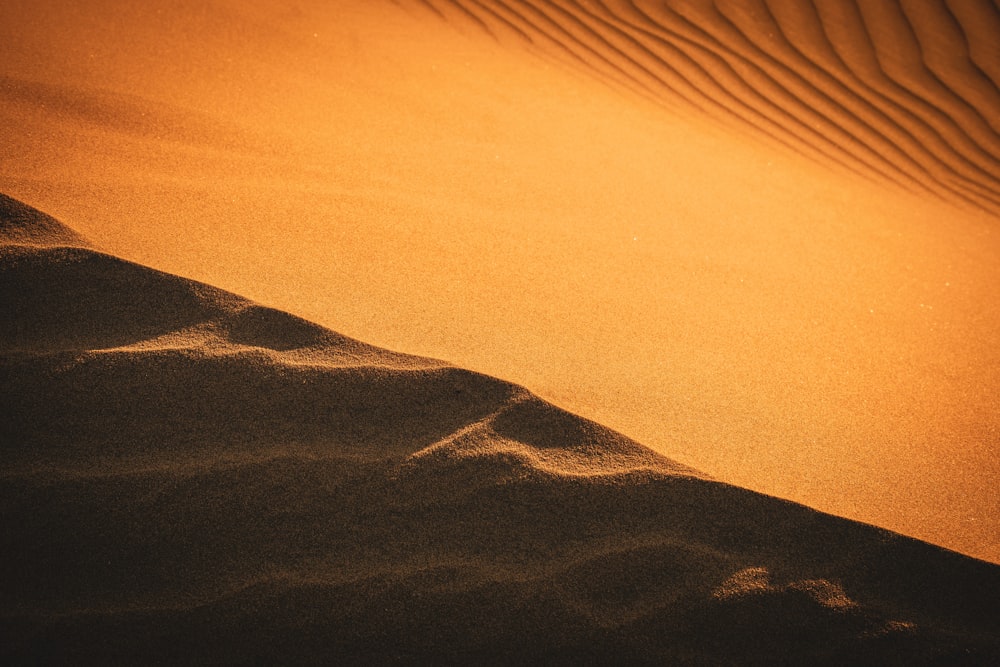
413 0 1000 213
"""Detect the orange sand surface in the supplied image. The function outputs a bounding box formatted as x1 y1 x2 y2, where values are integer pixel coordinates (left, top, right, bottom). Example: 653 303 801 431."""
2 193 998 662
2 0 998 571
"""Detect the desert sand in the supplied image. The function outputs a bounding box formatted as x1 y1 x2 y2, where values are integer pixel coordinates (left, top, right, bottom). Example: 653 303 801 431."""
2 0 998 566
3 192 999 663
1 0 999 662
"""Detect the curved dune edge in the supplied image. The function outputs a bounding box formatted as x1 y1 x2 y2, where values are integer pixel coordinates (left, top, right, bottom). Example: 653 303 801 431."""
0 193 93 249
2 194 998 663
410 0 1000 214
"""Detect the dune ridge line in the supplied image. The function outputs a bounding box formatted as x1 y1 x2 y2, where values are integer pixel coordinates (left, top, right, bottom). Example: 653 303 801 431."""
2 194 999 663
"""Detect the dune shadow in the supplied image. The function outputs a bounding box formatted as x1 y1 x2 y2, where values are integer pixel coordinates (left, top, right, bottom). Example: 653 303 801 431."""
0 246 225 352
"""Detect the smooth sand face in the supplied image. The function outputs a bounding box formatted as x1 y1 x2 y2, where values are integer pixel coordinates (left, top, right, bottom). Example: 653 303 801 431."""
1 0 998 563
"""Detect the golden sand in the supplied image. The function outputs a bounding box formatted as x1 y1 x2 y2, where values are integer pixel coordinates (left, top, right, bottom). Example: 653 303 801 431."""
5 0 996 564
3 192 999 662
1 0 997 581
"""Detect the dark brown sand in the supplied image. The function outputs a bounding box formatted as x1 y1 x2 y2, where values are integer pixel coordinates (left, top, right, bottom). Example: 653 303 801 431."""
2 194 999 664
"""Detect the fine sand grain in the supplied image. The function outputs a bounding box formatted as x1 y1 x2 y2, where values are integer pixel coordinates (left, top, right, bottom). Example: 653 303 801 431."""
2 195 998 663
411 0 1000 213
1 0 996 564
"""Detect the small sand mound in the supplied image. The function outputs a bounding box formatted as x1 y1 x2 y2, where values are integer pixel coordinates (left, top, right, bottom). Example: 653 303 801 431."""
0 194 92 248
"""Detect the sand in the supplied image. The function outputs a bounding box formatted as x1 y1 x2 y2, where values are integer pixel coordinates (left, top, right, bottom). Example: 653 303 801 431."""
1 0 999 661
1 0 997 566
2 193 998 662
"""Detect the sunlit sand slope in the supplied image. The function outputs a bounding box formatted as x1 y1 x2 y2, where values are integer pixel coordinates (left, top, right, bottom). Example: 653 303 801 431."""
3 195 998 663
415 0 1000 213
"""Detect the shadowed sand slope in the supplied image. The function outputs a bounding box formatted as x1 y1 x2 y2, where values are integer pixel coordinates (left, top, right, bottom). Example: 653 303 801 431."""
0 193 92 249
2 195 998 664
413 0 1000 214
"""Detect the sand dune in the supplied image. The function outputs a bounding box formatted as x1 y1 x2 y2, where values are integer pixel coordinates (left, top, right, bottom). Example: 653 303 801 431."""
413 0 1000 214
3 195 999 662
3 0 999 565
0 194 92 249
2 0 999 620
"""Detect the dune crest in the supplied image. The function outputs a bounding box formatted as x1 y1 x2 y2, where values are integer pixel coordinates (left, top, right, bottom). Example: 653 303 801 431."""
1 197 687 477
2 195 998 663
411 0 1000 213
0 193 92 249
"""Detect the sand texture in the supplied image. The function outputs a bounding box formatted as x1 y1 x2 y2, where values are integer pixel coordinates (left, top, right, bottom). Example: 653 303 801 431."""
2 0 1000 661
2 194 999 663
2 0 996 565
413 0 1000 214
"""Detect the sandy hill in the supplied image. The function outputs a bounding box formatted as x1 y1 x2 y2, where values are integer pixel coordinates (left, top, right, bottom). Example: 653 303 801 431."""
3 0 996 566
2 195 998 664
